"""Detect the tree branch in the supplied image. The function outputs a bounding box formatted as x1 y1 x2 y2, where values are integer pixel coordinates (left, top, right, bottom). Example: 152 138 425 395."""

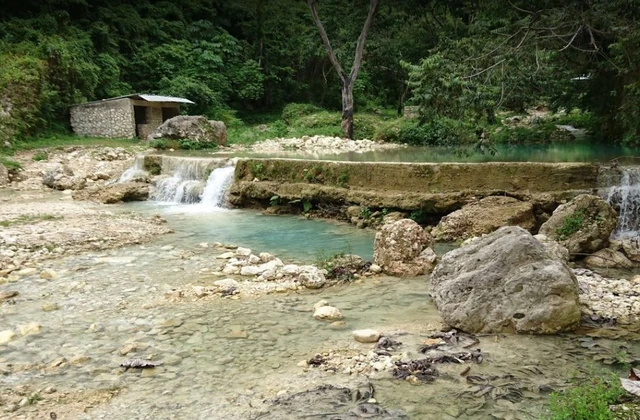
307 0 346 82
349 0 381 81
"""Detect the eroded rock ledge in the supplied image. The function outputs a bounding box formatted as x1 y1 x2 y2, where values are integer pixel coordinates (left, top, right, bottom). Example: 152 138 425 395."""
228 158 600 219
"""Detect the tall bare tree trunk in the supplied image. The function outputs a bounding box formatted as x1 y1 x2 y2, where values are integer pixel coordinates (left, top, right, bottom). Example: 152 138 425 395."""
341 78 354 138
307 0 380 139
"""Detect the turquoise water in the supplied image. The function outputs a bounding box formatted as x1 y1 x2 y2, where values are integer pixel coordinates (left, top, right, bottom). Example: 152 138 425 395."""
127 203 377 262
166 142 640 163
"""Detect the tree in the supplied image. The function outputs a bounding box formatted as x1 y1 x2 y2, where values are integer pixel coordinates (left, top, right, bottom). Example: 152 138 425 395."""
307 0 380 138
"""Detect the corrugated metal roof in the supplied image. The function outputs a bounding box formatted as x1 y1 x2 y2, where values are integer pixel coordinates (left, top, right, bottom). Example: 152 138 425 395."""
71 93 194 107
135 94 194 104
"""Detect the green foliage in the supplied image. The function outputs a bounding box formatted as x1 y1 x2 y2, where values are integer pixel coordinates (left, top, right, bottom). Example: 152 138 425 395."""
409 209 428 225
177 139 216 151
556 210 586 240
359 206 372 219
282 103 324 123
0 156 22 170
547 375 624 420
26 393 43 406
1 0 638 144
394 118 477 147
149 139 168 150
271 120 289 138
269 195 280 206
302 199 312 213
32 150 48 161
249 162 265 180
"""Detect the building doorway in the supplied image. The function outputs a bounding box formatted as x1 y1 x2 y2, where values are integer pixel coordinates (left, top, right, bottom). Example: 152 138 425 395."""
134 106 148 138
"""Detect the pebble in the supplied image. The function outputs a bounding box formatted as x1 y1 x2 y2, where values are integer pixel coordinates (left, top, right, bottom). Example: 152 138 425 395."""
19 322 42 336
313 306 343 321
69 355 90 365
0 330 16 345
313 300 328 311
161 245 175 251
16 267 37 276
352 329 381 343
235 247 252 257
39 269 58 280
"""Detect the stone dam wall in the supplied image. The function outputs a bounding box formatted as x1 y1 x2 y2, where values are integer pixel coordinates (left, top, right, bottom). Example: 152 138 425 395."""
227 158 601 215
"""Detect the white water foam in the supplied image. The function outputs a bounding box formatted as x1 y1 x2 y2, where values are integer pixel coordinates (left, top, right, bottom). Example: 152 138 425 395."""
604 167 640 238
117 155 145 183
200 166 236 209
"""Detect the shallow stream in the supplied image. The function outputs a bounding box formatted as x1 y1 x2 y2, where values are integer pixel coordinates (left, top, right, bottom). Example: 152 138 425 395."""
2 202 640 419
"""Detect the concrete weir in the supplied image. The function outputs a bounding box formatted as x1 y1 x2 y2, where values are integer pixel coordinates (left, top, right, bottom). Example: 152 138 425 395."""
228 158 602 215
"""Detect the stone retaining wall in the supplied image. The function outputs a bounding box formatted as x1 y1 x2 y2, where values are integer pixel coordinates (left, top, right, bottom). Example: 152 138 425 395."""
229 158 601 214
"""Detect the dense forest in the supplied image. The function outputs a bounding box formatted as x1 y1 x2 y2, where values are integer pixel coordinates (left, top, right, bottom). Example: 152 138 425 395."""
0 0 638 146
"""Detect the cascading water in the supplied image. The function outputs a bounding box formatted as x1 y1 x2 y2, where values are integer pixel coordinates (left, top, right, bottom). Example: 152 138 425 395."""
200 166 236 209
602 167 640 238
118 155 236 207
152 157 228 204
117 155 146 183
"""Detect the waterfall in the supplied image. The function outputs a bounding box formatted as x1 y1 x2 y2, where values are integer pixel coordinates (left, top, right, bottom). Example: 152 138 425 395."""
117 155 235 207
200 166 236 209
151 157 228 204
603 167 640 238
118 155 146 183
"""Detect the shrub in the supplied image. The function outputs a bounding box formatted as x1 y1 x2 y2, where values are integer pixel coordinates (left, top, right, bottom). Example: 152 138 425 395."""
178 139 216 150
546 375 624 420
148 139 168 150
282 103 324 124
270 120 289 137
294 111 342 129
396 118 477 147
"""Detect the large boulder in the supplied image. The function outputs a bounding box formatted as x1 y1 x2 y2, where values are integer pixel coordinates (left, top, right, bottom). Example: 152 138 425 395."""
148 115 227 146
430 226 581 334
72 182 149 204
538 194 617 257
373 219 435 277
432 196 535 241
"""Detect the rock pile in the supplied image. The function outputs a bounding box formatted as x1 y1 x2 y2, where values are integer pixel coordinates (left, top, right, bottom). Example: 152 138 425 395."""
575 268 640 324
249 135 402 154
218 247 329 289
9 147 138 191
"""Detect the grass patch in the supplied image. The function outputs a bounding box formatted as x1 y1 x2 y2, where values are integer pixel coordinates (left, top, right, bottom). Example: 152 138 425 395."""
0 156 22 170
32 150 49 161
546 373 625 420
0 214 61 227
556 210 586 240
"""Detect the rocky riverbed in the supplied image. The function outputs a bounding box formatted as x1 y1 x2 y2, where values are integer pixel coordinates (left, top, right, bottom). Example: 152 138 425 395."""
2 145 640 418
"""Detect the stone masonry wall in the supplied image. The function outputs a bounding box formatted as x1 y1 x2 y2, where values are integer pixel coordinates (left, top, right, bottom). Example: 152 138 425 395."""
137 107 164 139
70 98 135 138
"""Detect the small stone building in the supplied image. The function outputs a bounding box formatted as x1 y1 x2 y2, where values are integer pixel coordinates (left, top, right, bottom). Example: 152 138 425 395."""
70 94 194 139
